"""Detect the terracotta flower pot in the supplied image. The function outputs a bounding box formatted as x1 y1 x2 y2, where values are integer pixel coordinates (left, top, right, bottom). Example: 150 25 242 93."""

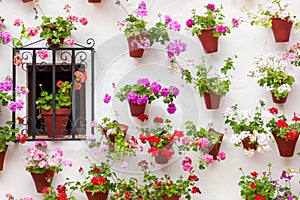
126 34 147 58
272 132 298 157
22 0 33 2
271 92 288 104
241 137 257 151
208 129 224 160
153 143 173 164
203 90 221 109
107 123 128 152
30 170 55 193
163 194 181 200
197 29 219 53
0 145 8 171
85 190 109 200
128 101 147 117
271 18 293 43
41 108 71 138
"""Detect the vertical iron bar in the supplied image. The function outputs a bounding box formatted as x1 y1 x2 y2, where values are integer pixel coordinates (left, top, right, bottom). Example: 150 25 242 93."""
12 48 16 130
52 49 56 138
71 49 75 139
91 48 95 135
32 50 37 140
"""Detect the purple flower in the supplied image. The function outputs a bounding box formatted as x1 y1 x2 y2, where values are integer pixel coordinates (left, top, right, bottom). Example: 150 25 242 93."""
127 91 138 103
160 87 170 97
137 94 148 104
0 30 12 44
216 25 227 33
168 20 181 31
186 19 194 27
167 103 176 114
169 85 180 96
151 82 161 95
137 78 150 87
136 1 147 17
167 39 187 59
280 170 293 180
164 15 172 24
8 100 24 112
103 93 111 104
206 4 215 11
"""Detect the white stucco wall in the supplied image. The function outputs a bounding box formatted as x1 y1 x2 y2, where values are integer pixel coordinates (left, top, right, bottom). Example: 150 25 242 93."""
0 0 300 199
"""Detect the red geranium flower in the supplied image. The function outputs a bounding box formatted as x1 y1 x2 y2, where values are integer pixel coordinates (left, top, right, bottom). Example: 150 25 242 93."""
250 171 258 178
138 114 149 122
268 107 278 114
17 116 24 124
147 135 160 144
191 186 201 194
292 114 300 121
276 119 288 128
250 183 257 189
93 167 100 173
147 146 159 156
286 129 299 140
56 80 63 88
254 194 266 200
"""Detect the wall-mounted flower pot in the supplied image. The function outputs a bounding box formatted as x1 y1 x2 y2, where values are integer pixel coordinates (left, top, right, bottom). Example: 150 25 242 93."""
154 143 173 164
88 0 101 2
163 195 181 200
0 146 8 171
203 90 221 109
272 132 298 157
85 190 108 200
128 101 147 117
30 170 55 193
208 129 224 160
126 34 148 58
197 29 219 53
271 18 293 43
41 108 71 138
242 137 257 151
271 92 287 104
22 0 33 3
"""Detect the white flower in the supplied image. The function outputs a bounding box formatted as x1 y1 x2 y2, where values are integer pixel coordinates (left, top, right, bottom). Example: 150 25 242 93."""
239 110 252 120
261 110 273 122
224 107 234 118
230 134 241 145
244 149 255 157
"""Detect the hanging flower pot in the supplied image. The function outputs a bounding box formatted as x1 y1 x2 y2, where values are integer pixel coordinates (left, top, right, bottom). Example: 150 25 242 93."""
163 194 181 200
85 190 108 200
203 90 221 109
154 143 173 165
271 18 293 43
271 92 288 104
128 101 147 117
242 137 257 151
22 0 33 2
208 129 224 160
107 123 129 152
0 145 8 171
272 132 298 157
126 34 148 58
88 0 101 3
41 108 71 138
30 170 55 193
197 29 219 53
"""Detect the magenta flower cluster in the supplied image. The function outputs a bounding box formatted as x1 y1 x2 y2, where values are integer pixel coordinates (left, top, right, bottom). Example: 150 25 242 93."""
117 78 180 115
0 20 12 44
0 77 29 112
167 39 188 60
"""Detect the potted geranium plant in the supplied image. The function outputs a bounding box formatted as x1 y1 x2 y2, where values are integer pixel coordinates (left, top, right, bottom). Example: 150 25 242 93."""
116 0 149 58
238 163 299 200
181 55 236 109
185 3 239 53
36 80 72 138
178 121 226 170
247 53 295 104
241 0 296 42
138 116 184 164
25 142 73 193
0 76 29 171
140 158 201 200
14 3 88 47
115 78 180 116
78 161 116 200
266 106 299 157
223 98 272 157
87 117 140 164
42 183 76 200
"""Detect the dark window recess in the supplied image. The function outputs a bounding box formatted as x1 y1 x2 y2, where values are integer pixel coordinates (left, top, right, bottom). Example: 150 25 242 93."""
12 39 95 141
